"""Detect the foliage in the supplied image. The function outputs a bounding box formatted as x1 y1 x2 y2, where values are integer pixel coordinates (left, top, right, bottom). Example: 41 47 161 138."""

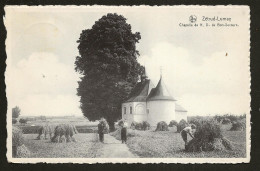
169 120 178 127
12 118 17 124
19 118 28 124
12 126 24 157
12 106 21 118
177 119 188 133
12 127 24 147
155 121 169 131
75 13 144 130
16 144 31 158
230 120 246 131
222 118 231 125
214 114 246 123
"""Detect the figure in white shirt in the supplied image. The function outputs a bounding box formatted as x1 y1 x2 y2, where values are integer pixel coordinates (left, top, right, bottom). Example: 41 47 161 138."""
180 124 196 149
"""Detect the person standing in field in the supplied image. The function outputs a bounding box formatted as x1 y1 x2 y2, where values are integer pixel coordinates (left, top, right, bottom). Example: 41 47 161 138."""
121 121 127 144
98 121 104 143
181 124 196 149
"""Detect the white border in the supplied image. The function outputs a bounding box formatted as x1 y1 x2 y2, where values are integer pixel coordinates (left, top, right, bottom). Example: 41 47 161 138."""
5 5 251 164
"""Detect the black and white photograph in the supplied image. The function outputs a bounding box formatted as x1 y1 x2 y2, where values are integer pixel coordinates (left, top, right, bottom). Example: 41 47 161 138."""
5 6 250 163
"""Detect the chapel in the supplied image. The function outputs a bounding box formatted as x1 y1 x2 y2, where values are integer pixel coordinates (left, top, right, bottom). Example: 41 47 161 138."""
121 71 187 126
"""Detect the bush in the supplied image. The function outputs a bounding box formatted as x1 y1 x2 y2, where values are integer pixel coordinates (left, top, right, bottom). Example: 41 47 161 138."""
12 127 24 147
222 118 231 124
155 121 169 131
51 124 78 143
12 126 29 157
12 119 17 124
186 119 233 152
169 120 178 127
230 121 246 131
18 125 41 134
16 144 31 158
177 119 188 132
19 118 27 124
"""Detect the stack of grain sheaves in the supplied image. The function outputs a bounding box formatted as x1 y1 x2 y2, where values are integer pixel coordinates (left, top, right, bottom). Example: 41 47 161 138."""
186 119 234 152
37 124 56 140
51 124 78 143
12 126 31 158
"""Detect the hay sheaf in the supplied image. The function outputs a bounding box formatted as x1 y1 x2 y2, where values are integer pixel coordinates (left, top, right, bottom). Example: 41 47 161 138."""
186 137 234 152
177 119 188 133
37 124 55 140
155 121 169 131
186 119 234 152
51 124 78 143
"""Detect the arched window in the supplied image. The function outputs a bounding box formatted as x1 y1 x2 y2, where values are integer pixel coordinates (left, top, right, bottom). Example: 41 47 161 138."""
130 106 132 114
124 107 126 114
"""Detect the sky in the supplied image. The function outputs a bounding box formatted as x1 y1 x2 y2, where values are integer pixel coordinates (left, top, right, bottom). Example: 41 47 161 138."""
5 6 250 116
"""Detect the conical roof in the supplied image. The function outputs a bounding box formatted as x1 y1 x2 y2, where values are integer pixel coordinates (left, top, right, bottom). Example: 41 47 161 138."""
147 76 176 101
125 79 154 102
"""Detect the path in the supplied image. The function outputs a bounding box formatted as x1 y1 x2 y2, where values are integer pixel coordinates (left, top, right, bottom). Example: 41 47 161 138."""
97 134 137 158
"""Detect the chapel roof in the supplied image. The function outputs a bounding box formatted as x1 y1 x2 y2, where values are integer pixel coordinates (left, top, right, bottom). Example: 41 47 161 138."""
125 79 154 102
146 76 176 101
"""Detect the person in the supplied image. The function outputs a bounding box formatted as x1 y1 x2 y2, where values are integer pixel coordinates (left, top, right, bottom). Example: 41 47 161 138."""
180 124 196 149
121 122 127 144
98 121 104 143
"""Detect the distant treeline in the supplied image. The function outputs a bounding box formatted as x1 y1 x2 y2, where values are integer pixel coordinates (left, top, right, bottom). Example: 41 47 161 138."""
188 114 246 123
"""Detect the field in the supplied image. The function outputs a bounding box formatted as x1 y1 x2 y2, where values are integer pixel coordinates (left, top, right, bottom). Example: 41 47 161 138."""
14 116 247 158
111 124 246 158
22 133 103 158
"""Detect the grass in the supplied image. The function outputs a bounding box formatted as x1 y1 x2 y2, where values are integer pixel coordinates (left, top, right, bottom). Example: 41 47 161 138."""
22 133 103 158
112 125 246 158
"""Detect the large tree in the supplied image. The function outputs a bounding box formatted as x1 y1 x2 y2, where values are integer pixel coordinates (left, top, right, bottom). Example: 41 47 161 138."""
75 13 144 130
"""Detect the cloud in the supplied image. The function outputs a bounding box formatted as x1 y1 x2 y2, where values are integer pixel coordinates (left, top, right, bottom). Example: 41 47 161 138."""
138 42 250 115
6 52 82 116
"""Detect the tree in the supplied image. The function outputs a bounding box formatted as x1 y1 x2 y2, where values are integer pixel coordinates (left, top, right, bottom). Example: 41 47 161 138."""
19 118 27 124
75 13 144 130
12 106 21 118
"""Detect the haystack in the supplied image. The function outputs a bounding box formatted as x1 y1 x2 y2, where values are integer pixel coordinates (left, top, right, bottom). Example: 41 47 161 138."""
230 121 246 131
37 124 55 140
142 121 150 130
155 121 169 131
186 119 234 152
51 124 78 143
177 119 188 132
169 120 178 127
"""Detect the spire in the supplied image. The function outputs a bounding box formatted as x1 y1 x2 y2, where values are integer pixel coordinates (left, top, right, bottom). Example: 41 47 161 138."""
160 66 163 78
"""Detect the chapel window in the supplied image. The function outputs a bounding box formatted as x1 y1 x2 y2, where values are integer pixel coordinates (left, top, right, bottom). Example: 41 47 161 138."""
124 107 126 114
130 107 132 114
